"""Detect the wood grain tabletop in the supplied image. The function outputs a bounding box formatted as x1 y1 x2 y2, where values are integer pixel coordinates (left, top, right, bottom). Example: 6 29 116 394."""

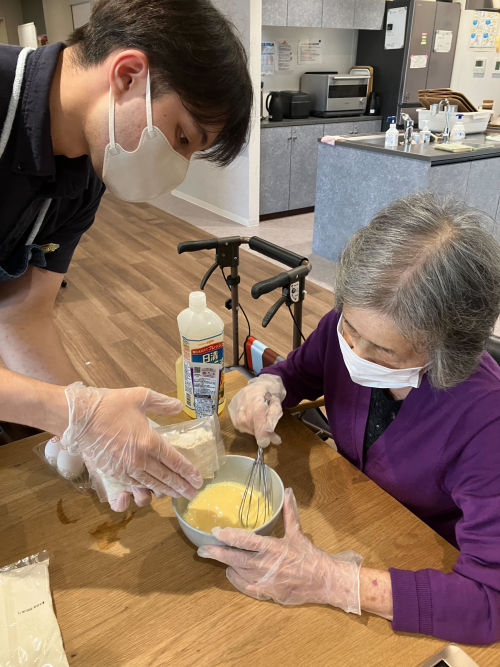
0 371 498 667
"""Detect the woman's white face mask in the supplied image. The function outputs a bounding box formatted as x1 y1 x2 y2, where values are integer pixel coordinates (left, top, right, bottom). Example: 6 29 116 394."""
102 71 190 202
337 316 428 389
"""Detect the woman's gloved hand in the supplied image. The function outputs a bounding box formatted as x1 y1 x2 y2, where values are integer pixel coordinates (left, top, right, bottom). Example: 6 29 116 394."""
228 375 286 448
198 488 362 613
61 382 203 504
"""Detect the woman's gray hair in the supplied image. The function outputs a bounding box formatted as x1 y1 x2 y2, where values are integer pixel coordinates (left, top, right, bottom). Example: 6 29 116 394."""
334 191 500 389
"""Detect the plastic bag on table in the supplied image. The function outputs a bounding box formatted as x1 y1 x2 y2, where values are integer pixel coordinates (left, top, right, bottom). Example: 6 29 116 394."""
33 436 92 495
156 413 226 480
0 551 69 667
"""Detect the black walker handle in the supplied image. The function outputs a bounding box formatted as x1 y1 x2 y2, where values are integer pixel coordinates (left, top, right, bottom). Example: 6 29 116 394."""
251 265 310 299
248 237 307 268
178 239 218 254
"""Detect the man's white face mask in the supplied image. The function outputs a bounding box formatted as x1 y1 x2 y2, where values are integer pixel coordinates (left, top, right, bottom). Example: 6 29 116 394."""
102 71 190 202
337 316 429 389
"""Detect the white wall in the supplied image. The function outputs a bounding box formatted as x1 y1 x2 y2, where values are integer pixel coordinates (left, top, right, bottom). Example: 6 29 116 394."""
42 0 73 43
71 1 91 29
261 25 359 98
153 0 262 227
0 0 24 44
450 0 500 116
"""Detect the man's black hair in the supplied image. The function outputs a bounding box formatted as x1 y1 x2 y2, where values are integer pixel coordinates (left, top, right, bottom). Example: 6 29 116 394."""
67 0 252 167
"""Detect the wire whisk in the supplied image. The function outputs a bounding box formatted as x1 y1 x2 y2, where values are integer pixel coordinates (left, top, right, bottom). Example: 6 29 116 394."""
239 446 274 529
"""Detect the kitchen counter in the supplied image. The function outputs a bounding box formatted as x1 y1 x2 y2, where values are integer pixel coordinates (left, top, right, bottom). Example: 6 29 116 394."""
313 132 500 262
2 370 499 666
336 132 500 164
261 115 382 129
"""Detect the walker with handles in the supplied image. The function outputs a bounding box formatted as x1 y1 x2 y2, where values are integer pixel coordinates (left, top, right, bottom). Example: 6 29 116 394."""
177 236 331 439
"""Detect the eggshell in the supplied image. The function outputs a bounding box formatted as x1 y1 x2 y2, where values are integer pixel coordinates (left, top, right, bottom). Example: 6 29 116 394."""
45 436 63 467
57 448 85 480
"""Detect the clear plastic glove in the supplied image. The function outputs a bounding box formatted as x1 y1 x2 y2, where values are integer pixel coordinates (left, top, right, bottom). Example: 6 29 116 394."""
108 487 152 512
198 488 362 613
62 382 203 503
94 469 155 512
228 375 286 448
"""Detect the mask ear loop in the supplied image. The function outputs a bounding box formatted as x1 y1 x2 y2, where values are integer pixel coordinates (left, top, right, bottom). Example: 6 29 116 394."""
108 87 119 155
146 70 155 138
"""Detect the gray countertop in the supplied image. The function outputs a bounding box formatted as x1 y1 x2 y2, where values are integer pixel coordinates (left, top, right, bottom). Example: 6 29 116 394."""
333 132 500 164
260 115 382 129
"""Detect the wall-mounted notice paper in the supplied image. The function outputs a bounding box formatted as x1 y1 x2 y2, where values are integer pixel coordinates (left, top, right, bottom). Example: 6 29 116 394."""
434 30 453 53
410 54 428 69
298 39 322 64
277 40 294 72
261 41 275 76
470 11 499 50
385 6 407 50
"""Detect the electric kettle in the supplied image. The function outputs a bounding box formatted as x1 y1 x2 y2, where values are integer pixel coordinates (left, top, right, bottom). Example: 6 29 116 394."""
266 91 283 122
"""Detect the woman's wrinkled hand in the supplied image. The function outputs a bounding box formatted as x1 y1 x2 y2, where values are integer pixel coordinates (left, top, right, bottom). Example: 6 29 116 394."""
197 488 362 613
228 375 286 448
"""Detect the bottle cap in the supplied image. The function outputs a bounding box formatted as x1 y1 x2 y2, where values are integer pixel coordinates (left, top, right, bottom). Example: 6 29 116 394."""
189 291 206 310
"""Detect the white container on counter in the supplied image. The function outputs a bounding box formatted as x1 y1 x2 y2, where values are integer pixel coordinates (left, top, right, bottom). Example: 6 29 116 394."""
416 108 491 135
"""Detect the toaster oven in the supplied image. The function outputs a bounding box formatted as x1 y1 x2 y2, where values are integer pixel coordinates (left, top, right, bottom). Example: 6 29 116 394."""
300 72 370 117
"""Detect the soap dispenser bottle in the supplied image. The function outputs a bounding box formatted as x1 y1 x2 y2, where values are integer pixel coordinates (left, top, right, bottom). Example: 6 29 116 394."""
420 120 431 144
450 114 466 143
385 117 399 148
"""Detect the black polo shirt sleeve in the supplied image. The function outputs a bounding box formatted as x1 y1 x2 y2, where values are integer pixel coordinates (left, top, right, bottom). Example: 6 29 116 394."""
34 176 106 274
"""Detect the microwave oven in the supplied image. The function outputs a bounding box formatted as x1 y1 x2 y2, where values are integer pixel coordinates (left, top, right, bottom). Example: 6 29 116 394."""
300 72 370 117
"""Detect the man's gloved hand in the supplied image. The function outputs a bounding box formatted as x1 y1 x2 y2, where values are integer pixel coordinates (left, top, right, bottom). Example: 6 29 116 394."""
198 488 363 613
228 375 286 448
61 382 203 505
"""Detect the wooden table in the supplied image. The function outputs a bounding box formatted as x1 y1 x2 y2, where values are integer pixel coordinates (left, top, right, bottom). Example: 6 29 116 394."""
0 372 498 667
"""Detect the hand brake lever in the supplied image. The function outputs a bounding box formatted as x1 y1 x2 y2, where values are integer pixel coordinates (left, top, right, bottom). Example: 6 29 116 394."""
262 295 287 328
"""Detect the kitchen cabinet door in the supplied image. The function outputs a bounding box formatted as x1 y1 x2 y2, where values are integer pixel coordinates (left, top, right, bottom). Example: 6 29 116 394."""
288 0 323 27
322 121 355 136
352 120 382 134
289 124 325 210
260 127 292 215
353 0 384 30
262 0 287 26
322 0 355 29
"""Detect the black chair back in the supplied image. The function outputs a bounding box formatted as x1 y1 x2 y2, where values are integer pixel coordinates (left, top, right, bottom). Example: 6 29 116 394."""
486 335 500 366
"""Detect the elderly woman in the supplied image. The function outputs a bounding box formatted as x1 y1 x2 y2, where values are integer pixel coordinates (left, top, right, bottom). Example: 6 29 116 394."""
198 192 500 645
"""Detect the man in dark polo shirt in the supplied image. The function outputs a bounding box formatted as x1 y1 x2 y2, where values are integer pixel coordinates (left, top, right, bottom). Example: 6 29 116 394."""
0 0 252 510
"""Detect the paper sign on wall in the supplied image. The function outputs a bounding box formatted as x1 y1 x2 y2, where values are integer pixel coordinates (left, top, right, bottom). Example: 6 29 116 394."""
410 54 428 69
261 41 275 76
434 30 453 53
385 7 407 50
298 39 322 64
469 11 499 50
277 40 294 72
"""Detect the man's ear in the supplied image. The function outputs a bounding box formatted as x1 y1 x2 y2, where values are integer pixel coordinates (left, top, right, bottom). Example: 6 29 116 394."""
108 50 148 100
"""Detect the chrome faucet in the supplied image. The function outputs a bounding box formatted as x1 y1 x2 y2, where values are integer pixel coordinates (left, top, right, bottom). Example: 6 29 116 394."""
401 113 414 146
438 98 451 143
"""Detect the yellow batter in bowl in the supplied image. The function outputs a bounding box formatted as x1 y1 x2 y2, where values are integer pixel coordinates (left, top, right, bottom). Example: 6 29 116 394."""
183 481 266 532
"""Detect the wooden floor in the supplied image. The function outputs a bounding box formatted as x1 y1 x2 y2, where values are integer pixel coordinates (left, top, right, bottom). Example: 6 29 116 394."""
54 193 332 394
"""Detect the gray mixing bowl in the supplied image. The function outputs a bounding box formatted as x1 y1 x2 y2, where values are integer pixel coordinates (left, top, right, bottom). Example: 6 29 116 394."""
172 454 285 548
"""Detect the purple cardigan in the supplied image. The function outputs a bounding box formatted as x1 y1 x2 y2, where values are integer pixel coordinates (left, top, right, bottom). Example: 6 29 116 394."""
262 310 500 645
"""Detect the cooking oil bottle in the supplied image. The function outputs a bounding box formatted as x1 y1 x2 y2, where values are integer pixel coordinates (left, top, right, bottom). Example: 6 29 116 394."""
176 291 225 418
